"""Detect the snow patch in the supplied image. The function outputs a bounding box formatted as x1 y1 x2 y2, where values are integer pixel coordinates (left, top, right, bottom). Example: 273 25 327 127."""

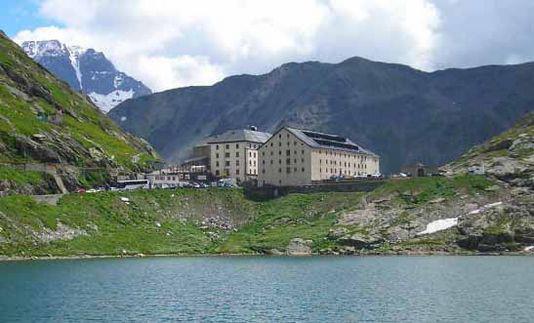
417 201 503 236
66 45 86 90
417 217 458 235
467 202 503 215
88 89 134 113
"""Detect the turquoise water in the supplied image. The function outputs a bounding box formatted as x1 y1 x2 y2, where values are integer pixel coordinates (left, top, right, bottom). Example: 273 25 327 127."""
0 256 533 322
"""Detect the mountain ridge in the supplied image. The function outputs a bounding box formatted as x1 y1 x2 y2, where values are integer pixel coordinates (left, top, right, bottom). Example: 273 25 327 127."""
110 55 533 173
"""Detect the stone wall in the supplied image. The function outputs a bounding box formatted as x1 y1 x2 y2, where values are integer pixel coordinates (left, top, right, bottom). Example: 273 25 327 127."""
245 179 385 199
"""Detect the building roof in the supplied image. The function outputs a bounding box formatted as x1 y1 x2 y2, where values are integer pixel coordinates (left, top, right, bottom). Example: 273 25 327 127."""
284 127 378 156
207 128 272 144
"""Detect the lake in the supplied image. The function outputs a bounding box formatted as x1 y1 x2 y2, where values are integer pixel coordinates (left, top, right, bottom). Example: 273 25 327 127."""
0 256 533 322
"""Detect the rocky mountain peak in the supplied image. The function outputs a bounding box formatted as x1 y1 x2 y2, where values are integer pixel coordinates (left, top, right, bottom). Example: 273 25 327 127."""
21 39 151 113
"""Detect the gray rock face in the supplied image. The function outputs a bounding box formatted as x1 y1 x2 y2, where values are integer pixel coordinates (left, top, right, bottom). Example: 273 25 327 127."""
286 238 313 255
110 57 534 172
21 40 151 112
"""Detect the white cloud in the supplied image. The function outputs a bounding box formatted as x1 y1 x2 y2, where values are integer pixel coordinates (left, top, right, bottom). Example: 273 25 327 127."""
135 55 225 91
15 0 442 91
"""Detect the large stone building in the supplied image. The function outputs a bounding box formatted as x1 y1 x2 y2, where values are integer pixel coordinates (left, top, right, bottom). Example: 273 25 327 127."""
208 127 271 183
258 127 379 186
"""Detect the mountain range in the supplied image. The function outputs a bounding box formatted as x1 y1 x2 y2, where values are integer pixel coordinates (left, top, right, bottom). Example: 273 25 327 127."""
21 40 151 112
109 57 534 173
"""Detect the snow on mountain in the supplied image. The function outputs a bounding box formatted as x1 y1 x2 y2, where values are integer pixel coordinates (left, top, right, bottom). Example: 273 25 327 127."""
88 89 134 113
21 40 151 113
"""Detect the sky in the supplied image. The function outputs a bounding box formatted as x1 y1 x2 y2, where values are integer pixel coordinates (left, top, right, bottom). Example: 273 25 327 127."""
3 0 534 92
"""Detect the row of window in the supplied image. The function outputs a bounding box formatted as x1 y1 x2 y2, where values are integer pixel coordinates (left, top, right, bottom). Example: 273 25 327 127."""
215 151 257 159
319 168 367 175
214 168 258 176
318 150 369 161
216 159 257 167
262 149 305 157
215 143 259 150
319 159 368 169
262 158 305 165
261 167 306 174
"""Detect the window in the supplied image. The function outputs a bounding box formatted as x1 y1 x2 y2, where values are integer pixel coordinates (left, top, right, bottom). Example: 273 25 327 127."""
286 158 290 165
262 160 265 165
270 160 273 165
216 145 219 150
236 152 239 157
225 152 230 158
279 159 282 164
270 151 273 156
225 161 230 166
294 141 297 145
270 142 273 147
286 150 290 156
236 144 239 148
262 169 265 174
286 167 291 174
262 151 265 156
216 161 220 167
236 169 240 175
278 142 281 147
301 167 305 172
279 134 281 138
278 168 282 173
294 167 297 172
216 153 219 158
301 150 304 154
226 144 229 149
301 158 304 163
236 160 240 166
249 152 252 157
215 170 220 176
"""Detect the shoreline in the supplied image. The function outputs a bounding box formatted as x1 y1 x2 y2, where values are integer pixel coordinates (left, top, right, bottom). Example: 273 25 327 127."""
1 251 533 262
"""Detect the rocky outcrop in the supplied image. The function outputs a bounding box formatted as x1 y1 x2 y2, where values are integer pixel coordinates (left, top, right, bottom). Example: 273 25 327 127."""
286 238 312 255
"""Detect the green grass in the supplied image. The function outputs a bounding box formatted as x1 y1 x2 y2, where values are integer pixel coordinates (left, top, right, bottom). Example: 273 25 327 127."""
0 189 258 256
0 189 365 257
370 175 493 205
0 166 45 186
218 192 363 253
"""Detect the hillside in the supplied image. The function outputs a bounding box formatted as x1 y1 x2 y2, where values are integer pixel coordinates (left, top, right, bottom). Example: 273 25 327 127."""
22 40 151 112
109 57 534 173
0 115 531 258
0 31 159 194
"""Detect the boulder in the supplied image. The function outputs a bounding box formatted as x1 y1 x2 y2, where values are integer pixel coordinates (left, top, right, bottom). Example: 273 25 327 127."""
286 238 313 256
337 233 382 248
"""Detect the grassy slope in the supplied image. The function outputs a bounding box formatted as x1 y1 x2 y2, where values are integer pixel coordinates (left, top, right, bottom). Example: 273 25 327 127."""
0 175 496 257
0 32 159 186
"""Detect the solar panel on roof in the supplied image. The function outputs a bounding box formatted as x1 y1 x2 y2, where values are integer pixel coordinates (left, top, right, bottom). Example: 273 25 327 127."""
302 131 346 142
313 139 359 151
